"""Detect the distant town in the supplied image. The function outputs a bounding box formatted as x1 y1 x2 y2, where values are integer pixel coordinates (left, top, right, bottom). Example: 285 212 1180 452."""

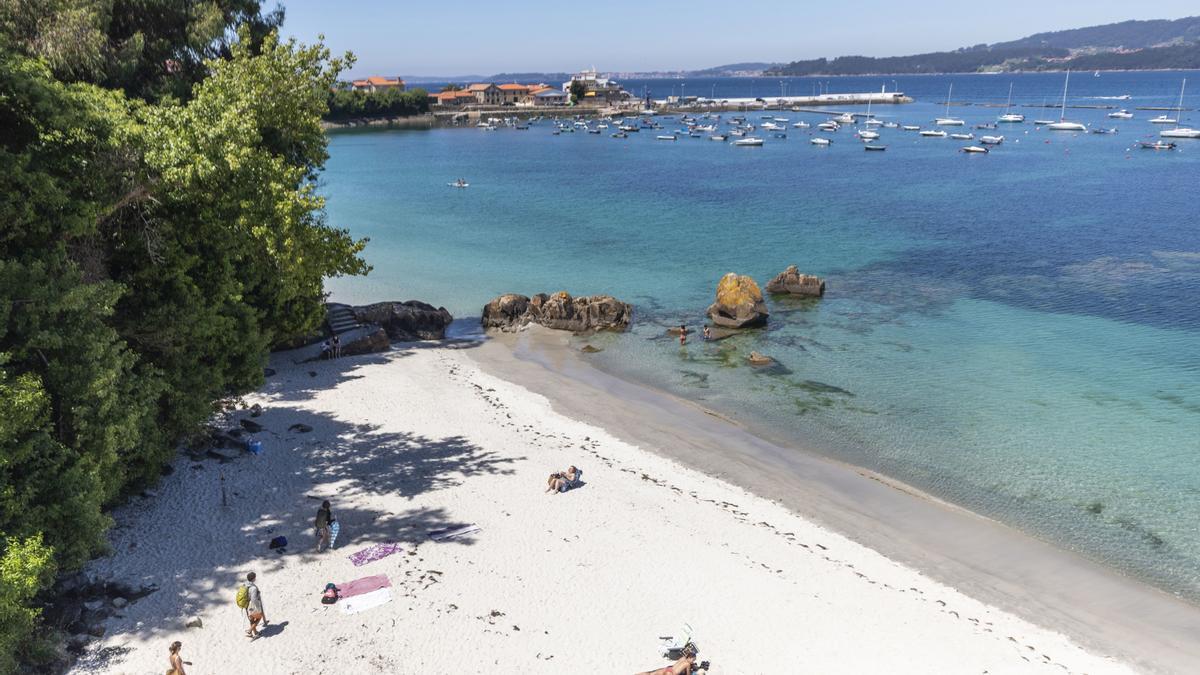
348 68 628 108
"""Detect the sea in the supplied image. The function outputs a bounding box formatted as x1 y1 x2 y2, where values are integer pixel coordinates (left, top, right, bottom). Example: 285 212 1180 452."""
321 71 1200 601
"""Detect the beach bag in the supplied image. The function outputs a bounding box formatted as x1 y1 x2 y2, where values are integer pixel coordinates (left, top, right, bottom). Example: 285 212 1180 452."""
269 535 288 549
235 584 250 609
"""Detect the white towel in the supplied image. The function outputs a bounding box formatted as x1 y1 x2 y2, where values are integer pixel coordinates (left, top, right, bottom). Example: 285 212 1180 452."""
339 587 391 614
429 524 480 542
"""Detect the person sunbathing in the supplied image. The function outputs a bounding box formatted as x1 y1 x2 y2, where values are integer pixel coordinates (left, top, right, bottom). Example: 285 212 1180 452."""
635 653 697 675
545 466 581 494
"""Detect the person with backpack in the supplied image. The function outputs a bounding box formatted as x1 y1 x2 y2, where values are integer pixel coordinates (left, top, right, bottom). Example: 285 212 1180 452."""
314 500 335 553
237 571 267 638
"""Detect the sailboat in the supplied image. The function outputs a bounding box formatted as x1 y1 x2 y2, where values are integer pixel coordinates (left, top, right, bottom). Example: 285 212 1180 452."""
1160 78 1200 139
1047 70 1087 131
998 83 1024 123
935 84 965 126
864 96 882 126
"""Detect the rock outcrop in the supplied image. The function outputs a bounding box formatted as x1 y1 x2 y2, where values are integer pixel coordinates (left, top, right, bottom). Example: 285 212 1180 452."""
747 351 774 366
482 292 632 333
765 265 826 297
706 273 769 328
340 326 390 356
351 301 453 341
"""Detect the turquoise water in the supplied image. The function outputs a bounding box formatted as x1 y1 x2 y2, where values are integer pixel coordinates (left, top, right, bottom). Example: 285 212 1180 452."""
323 72 1200 600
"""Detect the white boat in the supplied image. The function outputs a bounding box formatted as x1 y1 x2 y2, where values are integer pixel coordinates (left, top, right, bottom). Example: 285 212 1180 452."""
1157 79 1199 138
709 135 727 141
863 97 881 126
960 146 989 154
733 137 764 146
902 125 921 131
1150 115 1177 124
762 122 784 131
1107 110 1133 119
950 133 974 140
448 181 469 188
1034 119 1056 126
1140 140 1176 150
882 122 900 128
920 130 947 137
810 137 832 146
859 130 880 140
998 83 1024 123
656 135 677 141
863 144 887 151
773 117 789 123
935 84 965 126
792 121 810 128
834 112 855 124
1047 69 1087 131
979 135 1004 145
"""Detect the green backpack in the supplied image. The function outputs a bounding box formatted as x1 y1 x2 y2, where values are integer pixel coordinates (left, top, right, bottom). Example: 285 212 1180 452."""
235 584 250 609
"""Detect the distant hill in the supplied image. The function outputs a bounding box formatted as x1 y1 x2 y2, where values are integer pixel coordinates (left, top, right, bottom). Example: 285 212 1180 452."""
767 16 1200 75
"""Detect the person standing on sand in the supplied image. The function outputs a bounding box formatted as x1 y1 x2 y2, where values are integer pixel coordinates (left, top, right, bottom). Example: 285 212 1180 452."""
167 641 186 675
315 500 334 552
243 572 267 638
332 334 341 358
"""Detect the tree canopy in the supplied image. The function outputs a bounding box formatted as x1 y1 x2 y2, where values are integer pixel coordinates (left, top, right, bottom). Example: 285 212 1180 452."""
0 2 367 668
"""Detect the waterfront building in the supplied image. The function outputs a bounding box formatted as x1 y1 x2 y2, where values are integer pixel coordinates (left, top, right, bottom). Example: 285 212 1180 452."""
562 68 627 102
467 83 502 105
350 76 405 93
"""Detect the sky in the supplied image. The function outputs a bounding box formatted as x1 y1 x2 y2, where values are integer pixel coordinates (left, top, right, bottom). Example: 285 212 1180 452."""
280 1 1198 77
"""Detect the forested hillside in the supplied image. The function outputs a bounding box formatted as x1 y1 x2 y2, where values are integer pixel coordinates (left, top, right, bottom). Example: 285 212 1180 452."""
0 2 367 670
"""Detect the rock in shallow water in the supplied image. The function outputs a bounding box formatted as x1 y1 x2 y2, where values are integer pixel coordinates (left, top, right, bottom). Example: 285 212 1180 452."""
707 273 769 328
482 291 632 333
765 265 826 297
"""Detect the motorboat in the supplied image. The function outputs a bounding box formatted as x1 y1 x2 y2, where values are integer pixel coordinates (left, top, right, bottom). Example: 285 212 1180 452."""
979 135 1004 145
810 137 832 146
792 121 810 128
864 118 883 127
950 133 974 140
729 128 747 137
864 144 887 151
935 84 965 126
1159 79 1199 138
1140 140 1176 150
920 130 947 137
882 122 900 128
834 112 855 124
762 122 784 131
817 122 840 132
588 128 601 134
448 180 469 188
1107 110 1133 119
611 132 628 138
656 134 677 141
733 137 764 146
709 134 727 141
902 125 921 131
859 130 880 140
1150 114 1177 124
998 83 1024 123
976 123 999 129
773 117 789 123
960 146 989 154
618 124 639 132
1033 119 1056 125
1090 127 1117 135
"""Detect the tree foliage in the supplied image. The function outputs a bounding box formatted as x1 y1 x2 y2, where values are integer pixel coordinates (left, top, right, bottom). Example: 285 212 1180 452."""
325 86 429 121
1 3 367 668
569 79 586 103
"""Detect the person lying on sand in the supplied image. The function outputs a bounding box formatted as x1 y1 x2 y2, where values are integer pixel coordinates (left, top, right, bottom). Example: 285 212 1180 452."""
635 653 700 675
545 466 580 494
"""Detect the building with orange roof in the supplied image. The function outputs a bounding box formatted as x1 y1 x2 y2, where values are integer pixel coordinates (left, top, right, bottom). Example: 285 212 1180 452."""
351 76 405 93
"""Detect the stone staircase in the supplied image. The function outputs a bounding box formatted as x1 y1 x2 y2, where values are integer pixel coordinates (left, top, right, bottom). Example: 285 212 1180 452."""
325 303 360 335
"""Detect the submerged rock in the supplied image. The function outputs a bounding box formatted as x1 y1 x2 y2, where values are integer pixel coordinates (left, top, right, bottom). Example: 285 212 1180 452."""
482 291 632 333
707 273 768 328
351 301 453 341
765 265 826 297
747 351 774 366
580 344 602 353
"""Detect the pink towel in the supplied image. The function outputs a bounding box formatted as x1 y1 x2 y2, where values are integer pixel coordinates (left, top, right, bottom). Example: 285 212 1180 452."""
337 574 392 599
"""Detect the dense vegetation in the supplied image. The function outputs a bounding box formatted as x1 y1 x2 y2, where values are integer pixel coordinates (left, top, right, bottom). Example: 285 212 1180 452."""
325 86 429 121
0 1 367 670
767 16 1200 75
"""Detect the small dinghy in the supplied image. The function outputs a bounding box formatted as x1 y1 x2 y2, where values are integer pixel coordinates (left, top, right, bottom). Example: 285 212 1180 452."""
960 146 989 154
864 144 887 151
448 180 470 188
733 137 764 146
950 133 974 140
1139 140 1176 150
810 137 832 146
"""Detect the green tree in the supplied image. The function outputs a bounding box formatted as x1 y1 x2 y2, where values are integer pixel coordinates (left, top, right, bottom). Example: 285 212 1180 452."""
569 79 586 103
0 533 55 673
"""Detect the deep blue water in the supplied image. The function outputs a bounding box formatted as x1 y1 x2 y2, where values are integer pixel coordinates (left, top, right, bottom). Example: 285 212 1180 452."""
322 71 1200 600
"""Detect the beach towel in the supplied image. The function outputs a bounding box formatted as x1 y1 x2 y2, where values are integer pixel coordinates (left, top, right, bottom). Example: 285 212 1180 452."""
428 524 480 542
329 521 340 549
336 574 391 599
347 542 402 567
339 587 392 615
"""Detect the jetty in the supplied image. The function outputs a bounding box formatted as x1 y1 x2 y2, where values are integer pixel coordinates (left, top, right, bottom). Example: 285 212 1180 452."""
653 91 912 112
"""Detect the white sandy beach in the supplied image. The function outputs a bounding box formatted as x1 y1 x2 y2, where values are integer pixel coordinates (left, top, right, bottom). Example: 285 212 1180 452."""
70 338 1139 675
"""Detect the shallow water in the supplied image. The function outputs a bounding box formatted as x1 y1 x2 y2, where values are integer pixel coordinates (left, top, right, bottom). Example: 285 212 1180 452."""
323 71 1200 600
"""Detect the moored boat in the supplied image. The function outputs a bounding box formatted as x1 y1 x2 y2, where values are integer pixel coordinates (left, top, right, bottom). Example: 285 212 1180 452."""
864 144 887 151
733 137 764 146
810 137 832 146
979 135 1004 145
950 133 974 140
960 146 989 154
920 130 947 137
1140 140 1176 150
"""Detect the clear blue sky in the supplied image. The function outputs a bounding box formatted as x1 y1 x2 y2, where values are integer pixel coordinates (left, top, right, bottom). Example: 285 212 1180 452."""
279 1 1197 77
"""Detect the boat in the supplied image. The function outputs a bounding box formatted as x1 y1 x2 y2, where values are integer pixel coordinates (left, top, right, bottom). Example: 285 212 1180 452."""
773 117 789 123
935 84 965 126
709 135 727 141
1047 69 1087 131
611 132 628 138
1107 110 1133 119
998 83 1025 123
976 123 998 130
792 121 810 128
859 130 880 140
1033 119 1056 126
762 122 784 131
729 128 747 137
950 133 974 140
618 124 638 132
902 125 921 131
863 97 881 126
979 135 1004 145
448 180 469 188
1090 127 1117 135
1150 114 1177 124
882 122 900 129
1159 79 1200 139
864 144 887 151
656 135 677 141
810 137 832 146
960 146 989 154
587 128 601 134
834 112 855 124
920 130 947 137
1140 141 1176 150
733 137 764 146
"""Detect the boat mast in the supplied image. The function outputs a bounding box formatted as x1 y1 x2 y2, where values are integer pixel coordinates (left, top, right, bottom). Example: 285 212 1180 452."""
945 84 952 119
1004 82 1013 116
1176 78 1187 129
1060 68 1070 121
